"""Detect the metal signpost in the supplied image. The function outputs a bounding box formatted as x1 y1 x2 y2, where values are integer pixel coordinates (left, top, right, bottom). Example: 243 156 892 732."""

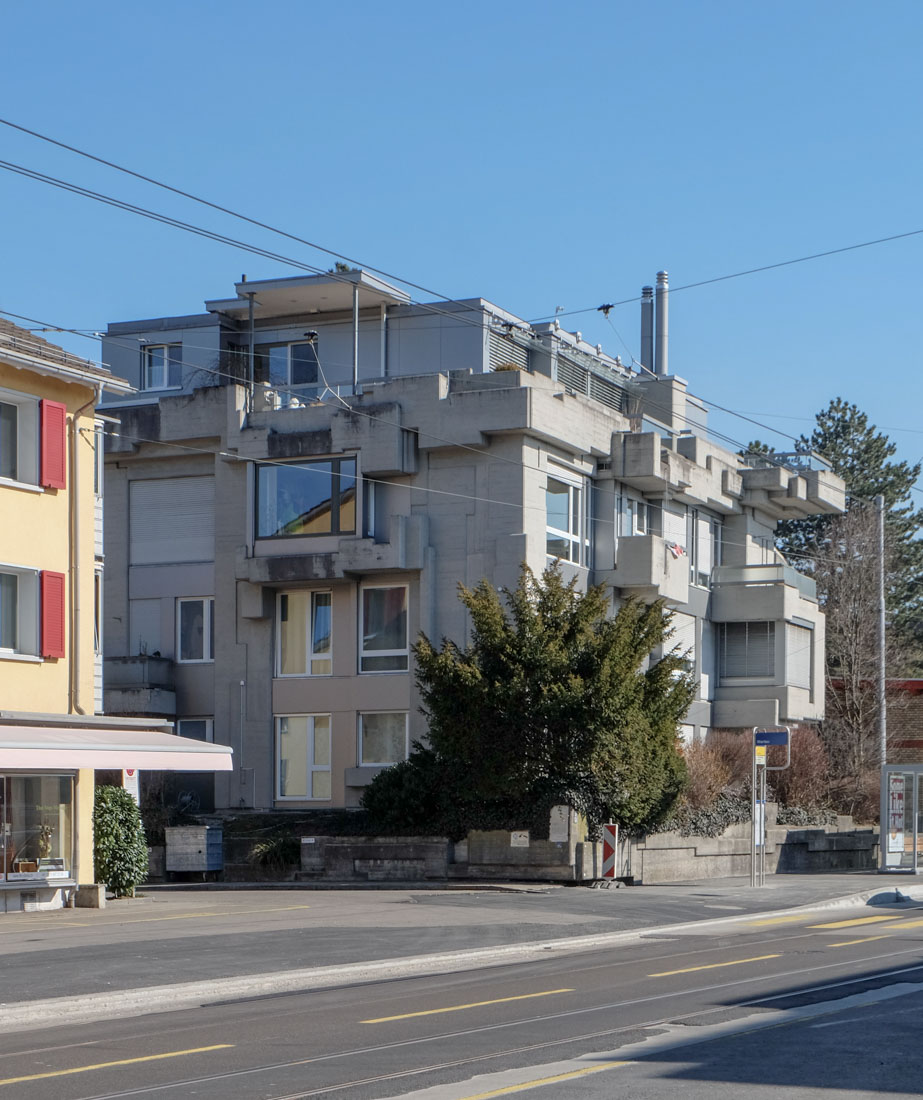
751 728 791 887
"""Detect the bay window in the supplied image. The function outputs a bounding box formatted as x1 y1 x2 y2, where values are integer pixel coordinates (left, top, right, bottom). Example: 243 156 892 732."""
256 457 357 539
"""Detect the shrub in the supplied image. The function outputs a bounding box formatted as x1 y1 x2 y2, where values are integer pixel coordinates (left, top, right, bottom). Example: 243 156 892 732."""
248 834 301 875
652 792 751 838
93 785 149 897
681 741 731 810
769 726 830 809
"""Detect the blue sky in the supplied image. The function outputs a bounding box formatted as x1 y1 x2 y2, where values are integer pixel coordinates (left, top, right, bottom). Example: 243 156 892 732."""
1 0 921 474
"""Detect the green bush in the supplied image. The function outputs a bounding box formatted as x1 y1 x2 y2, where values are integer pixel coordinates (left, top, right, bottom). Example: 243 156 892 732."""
93 785 149 897
248 834 301 874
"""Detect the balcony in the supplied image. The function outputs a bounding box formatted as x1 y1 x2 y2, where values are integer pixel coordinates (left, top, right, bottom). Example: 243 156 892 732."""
710 563 817 622
103 656 176 718
600 534 689 604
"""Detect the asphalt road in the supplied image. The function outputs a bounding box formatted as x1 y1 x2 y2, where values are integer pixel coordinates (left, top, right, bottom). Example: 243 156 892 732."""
1 878 923 1098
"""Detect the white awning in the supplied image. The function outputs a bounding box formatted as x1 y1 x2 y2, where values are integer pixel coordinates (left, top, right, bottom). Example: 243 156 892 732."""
0 726 233 772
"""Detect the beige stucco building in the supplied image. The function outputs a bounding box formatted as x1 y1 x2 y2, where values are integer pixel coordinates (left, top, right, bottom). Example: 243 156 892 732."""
0 320 231 912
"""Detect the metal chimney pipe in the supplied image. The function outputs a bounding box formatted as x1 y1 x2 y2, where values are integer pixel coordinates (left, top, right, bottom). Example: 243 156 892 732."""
640 286 654 373
655 270 669 376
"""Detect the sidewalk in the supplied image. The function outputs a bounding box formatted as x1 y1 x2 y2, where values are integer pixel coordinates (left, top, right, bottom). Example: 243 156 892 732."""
0 872 919 1035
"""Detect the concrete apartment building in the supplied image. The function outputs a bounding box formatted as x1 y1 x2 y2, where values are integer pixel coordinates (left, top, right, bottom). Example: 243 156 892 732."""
99 270 844 813
0 320 231 912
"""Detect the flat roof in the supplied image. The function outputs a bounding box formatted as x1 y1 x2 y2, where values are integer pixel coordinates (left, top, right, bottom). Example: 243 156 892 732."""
205 270 411 320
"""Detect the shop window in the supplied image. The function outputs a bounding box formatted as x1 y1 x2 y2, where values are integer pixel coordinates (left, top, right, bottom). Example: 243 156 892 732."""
256 457 357 539
0 774 73 880
360 585 408 672
176 597 215 663
276 715 331 800
277 591 332 676
359 712 408 766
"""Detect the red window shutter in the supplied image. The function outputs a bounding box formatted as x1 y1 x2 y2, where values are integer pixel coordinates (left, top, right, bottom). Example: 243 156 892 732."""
40 400 67 489
41 571 66 659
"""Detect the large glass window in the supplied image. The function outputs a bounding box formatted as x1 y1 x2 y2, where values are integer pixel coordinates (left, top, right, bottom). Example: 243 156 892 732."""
142 344 182 390
276 715 331 800
256 457 357 539
260 341 320 390
546 476 585 563
177 718 215 742
359 712 408 766
176 597 215 662
719 621 775 681
687 509 723 588
277 591 332 676
1 775 74 880
360 585 408 672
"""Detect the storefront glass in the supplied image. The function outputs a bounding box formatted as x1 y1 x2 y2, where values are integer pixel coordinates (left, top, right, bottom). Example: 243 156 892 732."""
0 775 74 880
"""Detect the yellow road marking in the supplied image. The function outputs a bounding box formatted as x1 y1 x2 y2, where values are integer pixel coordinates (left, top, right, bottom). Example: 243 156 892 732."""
363 989 574 1023
649 954 780 977
105 905 312 925
827 935 890 946
0 1044 233 1087
809 914 905 930
458 1060 631 1097
884 918 923 929
743 914 810 927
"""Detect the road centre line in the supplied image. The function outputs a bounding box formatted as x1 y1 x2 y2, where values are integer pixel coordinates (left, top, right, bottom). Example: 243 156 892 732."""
741 914 808 927
458 1060 631 1098
827 936 890 947
101 904 313 926
0 1044 233 1087
363 990 575 1023
885 918 923 929
649 954 780 977
809 915 906 930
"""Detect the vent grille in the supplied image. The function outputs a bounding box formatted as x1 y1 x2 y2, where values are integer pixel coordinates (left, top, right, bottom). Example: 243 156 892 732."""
557 358 587 394
489 332 529 372
589 374 623 412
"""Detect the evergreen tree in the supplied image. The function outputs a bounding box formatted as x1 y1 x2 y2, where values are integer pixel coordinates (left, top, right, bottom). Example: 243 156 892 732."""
749 397 923 668
362 564 694 838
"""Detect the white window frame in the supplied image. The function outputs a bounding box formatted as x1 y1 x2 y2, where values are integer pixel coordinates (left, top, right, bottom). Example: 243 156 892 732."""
0 388 39 487
0 564 39 659
142 344 183 391
545 475 586 564
175 597 215 663
177 717 215 743
275 714 332 801
358 712 409 767
275 590 333 677
359 584 409 673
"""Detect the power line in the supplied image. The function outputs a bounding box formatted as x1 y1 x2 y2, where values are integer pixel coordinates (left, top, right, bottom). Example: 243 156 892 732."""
532 227 923 324
0 116 496 325
0 157 516 341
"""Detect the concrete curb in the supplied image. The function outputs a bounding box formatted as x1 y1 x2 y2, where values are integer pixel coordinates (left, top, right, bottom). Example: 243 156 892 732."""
2 881 921 1035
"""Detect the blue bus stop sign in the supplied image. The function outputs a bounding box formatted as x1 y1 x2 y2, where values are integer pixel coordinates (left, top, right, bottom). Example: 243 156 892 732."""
755 729 789 747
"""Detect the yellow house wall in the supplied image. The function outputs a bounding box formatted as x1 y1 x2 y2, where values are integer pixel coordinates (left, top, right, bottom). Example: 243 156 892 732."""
0 361 98 715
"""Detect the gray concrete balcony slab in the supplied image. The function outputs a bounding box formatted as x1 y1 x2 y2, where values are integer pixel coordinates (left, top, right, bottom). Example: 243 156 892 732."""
601 534 689 604
710 563 817 622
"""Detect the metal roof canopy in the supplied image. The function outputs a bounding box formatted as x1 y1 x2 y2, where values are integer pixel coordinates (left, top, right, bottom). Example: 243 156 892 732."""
205 270 411 321
0 726 233 772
